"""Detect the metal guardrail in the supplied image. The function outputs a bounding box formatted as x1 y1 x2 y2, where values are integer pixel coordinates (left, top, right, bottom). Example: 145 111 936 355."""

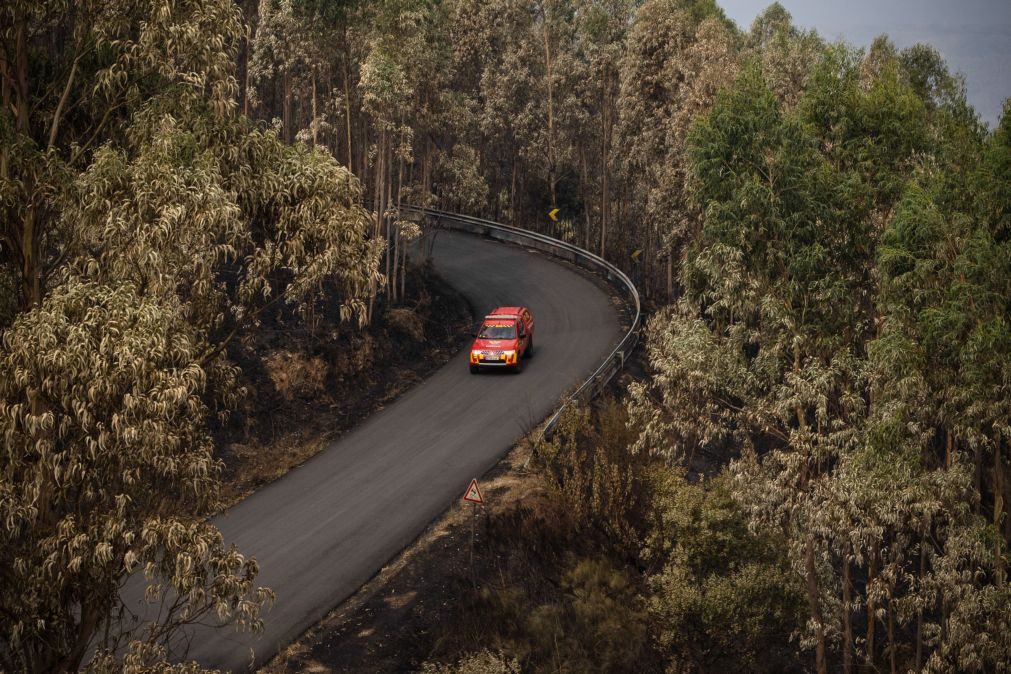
401 206 642 451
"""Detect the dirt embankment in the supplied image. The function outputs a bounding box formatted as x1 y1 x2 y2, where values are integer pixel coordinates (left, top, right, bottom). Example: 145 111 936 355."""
214 261 474 507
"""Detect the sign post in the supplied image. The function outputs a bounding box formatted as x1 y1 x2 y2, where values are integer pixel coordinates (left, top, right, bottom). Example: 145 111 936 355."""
463 479 484 588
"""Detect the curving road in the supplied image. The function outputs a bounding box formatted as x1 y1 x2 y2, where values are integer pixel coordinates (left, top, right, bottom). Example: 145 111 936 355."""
162 229 623 670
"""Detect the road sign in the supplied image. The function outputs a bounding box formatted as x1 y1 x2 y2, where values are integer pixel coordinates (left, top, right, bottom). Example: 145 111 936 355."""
548 208 560 221
463 478 484 504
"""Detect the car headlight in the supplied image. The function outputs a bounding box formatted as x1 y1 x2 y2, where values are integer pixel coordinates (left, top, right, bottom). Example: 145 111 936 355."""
503 350 516 363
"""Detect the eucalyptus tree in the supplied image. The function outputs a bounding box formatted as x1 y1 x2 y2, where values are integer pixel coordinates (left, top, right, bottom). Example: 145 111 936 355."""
1 0 384 669
873 103 1011 672
248 0 341 146
614 0 739 299
627 47 941 668
572 0 634 253
472 0 587 232
745 3 823 109
0 0 245 311
0 280 272 672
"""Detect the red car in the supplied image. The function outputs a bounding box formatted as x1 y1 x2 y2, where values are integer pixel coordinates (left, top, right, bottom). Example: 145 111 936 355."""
469 306 535 374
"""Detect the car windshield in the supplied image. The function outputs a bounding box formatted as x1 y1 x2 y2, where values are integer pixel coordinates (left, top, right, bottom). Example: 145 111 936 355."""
478 323 516 340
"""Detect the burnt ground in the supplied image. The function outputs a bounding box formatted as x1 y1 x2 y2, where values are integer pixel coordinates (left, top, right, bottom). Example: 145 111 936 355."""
214 260 474 507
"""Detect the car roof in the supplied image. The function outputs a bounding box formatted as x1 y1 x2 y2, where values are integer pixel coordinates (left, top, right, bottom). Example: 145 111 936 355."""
489 306 526 316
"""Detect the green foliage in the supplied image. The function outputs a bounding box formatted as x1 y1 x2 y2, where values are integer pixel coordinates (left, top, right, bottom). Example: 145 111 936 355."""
643 473 804 672
536 399 649 553
637 25 1011 672
435 144 489 213
468 556 648 674
535 400 804 671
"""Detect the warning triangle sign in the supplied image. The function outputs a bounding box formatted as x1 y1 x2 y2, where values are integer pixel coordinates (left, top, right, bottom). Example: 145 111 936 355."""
463 478 484 504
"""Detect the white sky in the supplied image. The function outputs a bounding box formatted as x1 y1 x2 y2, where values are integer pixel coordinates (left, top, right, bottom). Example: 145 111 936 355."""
717 0 1011 127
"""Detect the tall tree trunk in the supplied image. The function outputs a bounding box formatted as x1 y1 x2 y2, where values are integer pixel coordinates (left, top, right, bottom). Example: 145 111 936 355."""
282 72 292 144
579 145 590 248
915 542 926 670
311 69 318 147
887 590 897 674
842 548 853 674
368 131 385 323
1005 441 1011 547
13 17 42 310
867 539 878 667
343 29 354 169
393 156 405 303
541 9 557 211
383 137 392 299
510 156 517 225
975 447 983 514
995 441 1006 584
805 534 828 674
423 138 432 202
666 254 673 300
600 65 610 258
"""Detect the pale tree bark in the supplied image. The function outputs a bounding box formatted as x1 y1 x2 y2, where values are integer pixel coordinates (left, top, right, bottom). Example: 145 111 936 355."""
540 5 557 211
579 144 590 247
383 133 392 299
343 27 354 168
368 130 386 323
510 156 518 225
393 155 405 303
600 64 611 258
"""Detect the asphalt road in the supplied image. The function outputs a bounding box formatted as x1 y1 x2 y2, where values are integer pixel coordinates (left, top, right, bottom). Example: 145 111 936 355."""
161 230 623 670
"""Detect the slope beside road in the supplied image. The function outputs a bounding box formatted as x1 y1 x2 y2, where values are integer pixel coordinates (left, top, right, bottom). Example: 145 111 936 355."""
159 229 624 670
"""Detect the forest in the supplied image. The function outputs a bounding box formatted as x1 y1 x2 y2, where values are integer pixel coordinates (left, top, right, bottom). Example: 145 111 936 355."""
1 0 1009 672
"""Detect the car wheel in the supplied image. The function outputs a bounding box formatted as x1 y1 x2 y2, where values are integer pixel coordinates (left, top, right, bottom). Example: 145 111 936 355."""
525 336 534 358
470 364 479 374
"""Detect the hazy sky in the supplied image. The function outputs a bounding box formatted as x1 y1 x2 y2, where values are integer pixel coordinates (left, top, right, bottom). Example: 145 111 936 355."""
717 0 1011 127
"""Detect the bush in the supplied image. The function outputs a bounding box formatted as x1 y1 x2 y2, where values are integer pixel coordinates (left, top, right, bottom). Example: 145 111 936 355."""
645 473 805 673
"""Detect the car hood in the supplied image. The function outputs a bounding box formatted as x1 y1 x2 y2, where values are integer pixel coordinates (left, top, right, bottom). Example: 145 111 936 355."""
471 338 518 351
